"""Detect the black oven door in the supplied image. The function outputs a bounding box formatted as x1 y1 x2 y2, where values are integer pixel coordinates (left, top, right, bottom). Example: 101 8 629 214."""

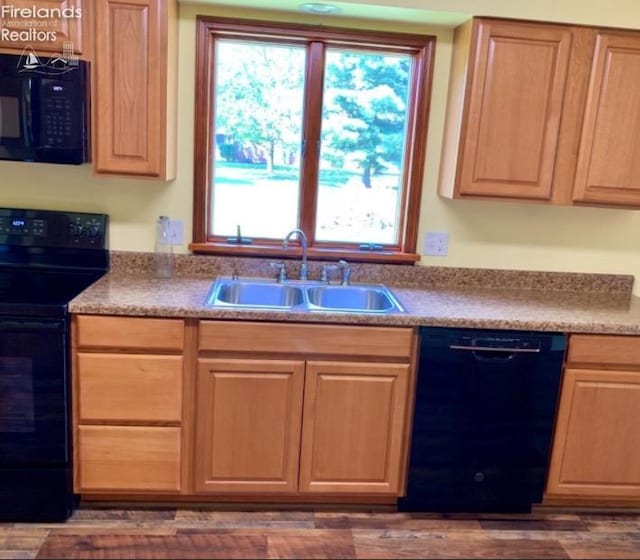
0 317 69 465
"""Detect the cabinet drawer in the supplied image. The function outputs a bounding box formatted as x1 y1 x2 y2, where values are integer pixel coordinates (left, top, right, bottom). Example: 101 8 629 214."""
75 315 184 351
77 354 183 422
76 426 181 492
568 335 640 368
199 321 414 359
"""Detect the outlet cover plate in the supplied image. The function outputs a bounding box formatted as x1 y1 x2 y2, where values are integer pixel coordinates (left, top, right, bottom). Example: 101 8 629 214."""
423 231 449 256
168 220 184 245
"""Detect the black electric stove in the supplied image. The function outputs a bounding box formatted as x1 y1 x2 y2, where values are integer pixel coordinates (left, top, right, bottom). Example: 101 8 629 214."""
0 207 108 521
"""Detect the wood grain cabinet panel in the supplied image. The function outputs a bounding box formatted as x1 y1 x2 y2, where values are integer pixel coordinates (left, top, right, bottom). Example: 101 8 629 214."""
76 425 182 492
199 321 413 359
445 19 573 201
194 358 305 494
0 0 87 55
93 0 176 178
77 353 183 423
75 315 184 351
572 31 640 206
299 361 410 495
547 367 640 500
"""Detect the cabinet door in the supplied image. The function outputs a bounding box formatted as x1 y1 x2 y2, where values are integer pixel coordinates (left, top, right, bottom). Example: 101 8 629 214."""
0 0 85 55
93 0 174 177
299 361 410 495
573 32 640 206
194 358 304 494
546 368 640 499
457 20 572 200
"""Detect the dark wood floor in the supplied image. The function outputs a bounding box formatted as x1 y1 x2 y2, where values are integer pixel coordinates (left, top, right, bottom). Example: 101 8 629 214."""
1 506 639 559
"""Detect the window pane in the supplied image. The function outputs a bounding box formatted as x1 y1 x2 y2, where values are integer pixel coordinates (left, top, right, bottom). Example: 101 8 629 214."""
211 40 306 239
316 49 412 244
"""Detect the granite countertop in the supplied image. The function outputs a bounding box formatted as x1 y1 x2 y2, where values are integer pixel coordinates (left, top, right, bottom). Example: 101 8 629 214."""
68 253 640 334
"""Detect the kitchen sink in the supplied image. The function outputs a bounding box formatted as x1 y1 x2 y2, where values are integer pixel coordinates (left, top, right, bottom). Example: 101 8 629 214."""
306 285 397 312
211 280 304 309
205 277 404 314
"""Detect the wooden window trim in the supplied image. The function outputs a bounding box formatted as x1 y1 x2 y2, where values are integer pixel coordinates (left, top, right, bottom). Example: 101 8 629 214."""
191 16 435 265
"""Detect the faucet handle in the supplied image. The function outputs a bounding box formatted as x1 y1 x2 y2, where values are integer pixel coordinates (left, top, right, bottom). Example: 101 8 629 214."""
268 261 287 283
338 259 351 285
320 263 340 283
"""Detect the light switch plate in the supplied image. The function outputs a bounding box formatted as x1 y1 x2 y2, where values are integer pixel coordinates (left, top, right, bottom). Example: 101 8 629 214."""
423 231 449 256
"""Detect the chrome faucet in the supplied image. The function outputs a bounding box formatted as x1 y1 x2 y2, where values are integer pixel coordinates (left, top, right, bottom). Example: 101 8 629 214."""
282 228 309 280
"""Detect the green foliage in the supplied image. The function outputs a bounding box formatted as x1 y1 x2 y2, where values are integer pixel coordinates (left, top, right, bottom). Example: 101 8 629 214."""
322 50 410 188
214 40 411 187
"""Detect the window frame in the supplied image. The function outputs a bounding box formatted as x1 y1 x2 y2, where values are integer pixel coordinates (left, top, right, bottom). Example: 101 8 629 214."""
191 16 436 264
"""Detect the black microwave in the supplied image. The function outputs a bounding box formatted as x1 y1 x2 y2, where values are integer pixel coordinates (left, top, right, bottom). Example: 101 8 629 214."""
0 52 88 165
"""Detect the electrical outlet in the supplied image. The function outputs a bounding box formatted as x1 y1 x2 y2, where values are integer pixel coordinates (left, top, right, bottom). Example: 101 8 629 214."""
168 220 184 245
423 231 449 256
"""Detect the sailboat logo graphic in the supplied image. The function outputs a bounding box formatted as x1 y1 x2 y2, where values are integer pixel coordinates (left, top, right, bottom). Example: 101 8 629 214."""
23 51 41 70
17 46 78 75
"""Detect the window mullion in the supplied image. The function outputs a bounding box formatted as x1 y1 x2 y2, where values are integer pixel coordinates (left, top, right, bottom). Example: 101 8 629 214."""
299 41 325 246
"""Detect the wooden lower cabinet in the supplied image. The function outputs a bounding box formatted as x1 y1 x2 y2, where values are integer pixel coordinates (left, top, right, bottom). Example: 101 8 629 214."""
73 316 416 501
194 359 305 494
76 425 182 493
546 367 640 500
72 315 187 495
299 361 410 495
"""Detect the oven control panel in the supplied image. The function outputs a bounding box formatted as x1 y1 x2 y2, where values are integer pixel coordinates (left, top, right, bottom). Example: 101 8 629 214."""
0 208 108 249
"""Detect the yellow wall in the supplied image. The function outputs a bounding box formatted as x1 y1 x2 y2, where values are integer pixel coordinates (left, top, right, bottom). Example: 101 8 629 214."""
1 2 639 291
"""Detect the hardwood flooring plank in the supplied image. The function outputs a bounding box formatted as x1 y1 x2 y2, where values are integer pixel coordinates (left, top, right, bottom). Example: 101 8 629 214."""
560 533 640 559
36 533 268 559
175 510 315 528
0 551 38 559
0 536 45 549
267 529 356 559
584 520 640 533
70 509 177 521
314 513 482 530
479 519 588 531
353 535 569 559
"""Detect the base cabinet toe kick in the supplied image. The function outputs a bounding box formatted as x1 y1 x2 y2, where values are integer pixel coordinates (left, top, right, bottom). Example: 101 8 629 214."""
71 316 640 510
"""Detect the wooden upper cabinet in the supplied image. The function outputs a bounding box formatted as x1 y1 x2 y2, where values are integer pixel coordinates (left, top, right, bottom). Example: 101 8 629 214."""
93 0 177 178
443 19 573 201
572 31 640 206
0 0 88 56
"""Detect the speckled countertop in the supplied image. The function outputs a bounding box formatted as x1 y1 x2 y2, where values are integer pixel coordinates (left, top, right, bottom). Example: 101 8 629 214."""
67 252 640 334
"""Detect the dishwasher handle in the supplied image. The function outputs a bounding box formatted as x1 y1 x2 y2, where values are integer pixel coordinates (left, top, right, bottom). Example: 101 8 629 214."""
449 344 541 353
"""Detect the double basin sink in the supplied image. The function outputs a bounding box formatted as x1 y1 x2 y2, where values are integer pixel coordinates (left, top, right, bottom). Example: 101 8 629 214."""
205 277 405 314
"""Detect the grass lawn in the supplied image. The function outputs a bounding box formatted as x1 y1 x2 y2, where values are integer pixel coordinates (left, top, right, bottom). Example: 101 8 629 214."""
212 161 401 243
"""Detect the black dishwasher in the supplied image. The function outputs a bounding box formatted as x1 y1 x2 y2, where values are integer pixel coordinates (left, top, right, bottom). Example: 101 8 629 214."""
399 327 566 513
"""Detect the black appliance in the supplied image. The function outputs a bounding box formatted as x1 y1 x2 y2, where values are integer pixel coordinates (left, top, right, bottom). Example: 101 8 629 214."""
0 52 89 164
400 327 566 513
0 207 108 521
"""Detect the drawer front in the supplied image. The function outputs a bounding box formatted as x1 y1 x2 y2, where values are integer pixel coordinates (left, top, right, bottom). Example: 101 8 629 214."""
77 354 183 423
568 335 640 368
75 315 184 351
76 425 181 493
199 321 414 359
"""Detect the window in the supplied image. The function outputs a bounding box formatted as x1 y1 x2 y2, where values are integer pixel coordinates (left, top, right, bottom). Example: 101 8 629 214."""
192 17 435 263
